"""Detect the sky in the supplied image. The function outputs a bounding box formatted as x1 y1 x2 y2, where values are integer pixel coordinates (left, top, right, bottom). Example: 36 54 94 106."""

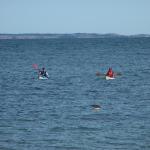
0 0 150 35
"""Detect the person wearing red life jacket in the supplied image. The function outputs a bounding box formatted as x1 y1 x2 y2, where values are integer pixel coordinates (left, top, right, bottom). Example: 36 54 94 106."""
106 68 114 77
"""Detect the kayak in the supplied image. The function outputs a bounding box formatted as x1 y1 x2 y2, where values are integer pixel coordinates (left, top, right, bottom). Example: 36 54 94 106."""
106 76 115 80
38 76 48 80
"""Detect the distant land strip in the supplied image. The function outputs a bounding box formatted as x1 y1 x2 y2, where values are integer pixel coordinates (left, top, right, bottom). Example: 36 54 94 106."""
0 33 150 39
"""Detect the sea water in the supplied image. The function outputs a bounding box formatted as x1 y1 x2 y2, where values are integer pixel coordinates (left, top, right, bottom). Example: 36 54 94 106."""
0 37 150 150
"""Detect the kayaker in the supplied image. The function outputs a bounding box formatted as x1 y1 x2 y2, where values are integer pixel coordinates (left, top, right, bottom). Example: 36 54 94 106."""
106 67 114 77
39 67 49 78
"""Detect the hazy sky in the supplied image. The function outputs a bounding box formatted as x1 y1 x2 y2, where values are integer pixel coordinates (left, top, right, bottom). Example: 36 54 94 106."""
0 0 150 34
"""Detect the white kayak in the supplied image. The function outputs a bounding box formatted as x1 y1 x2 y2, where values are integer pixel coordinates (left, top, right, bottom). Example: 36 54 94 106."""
38 76 48 80
106 76 115 80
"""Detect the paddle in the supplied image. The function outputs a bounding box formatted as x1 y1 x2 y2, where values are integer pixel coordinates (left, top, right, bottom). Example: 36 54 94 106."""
114 72 122 76
32 64 39 70
32 64 40 78
96 72 105 76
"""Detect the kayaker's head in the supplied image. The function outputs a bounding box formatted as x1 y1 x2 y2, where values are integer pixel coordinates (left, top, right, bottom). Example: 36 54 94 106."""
42 67 45 71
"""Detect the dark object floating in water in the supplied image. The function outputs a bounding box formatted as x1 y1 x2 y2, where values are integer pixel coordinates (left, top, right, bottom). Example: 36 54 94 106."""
91 105 101 109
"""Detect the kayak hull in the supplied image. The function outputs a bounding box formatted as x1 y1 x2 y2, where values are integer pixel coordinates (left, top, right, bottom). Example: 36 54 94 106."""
106 76 115 80
38 76 48 80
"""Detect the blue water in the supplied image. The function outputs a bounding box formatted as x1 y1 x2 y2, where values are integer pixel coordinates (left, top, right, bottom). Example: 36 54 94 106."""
0 38 150 150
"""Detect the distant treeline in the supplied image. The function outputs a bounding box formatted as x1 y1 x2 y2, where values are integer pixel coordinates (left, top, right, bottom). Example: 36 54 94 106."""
0 33 150 39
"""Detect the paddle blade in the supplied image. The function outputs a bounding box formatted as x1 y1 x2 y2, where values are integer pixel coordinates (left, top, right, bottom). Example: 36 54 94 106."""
32 64 38 69
96 72 105 76
115 72 122 76
96 72 101 76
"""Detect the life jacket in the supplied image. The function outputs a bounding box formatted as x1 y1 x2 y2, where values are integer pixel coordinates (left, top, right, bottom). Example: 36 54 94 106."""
106 68 114 77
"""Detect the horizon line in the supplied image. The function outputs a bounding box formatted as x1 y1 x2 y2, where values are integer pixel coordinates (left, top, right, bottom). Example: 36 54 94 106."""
0 33 150 36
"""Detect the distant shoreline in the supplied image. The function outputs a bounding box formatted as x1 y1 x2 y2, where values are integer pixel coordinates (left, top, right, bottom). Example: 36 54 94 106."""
0 33 150 39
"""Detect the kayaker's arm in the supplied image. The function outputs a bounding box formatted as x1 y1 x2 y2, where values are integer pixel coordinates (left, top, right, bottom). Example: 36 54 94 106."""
46 72 49 78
